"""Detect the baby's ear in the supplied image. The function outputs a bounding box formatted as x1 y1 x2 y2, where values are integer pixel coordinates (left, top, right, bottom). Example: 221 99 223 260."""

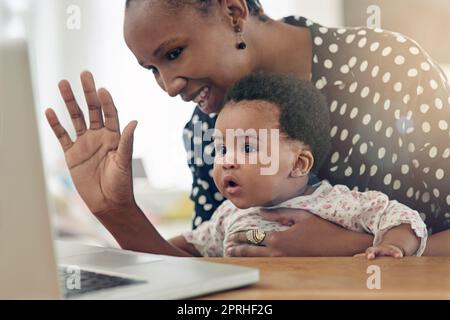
290 149 314 178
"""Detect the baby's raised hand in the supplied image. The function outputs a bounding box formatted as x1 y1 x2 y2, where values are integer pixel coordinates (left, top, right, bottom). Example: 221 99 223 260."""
354 244 405 260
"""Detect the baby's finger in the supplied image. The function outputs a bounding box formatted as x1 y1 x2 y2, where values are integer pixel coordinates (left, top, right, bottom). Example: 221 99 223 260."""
365 247 380 260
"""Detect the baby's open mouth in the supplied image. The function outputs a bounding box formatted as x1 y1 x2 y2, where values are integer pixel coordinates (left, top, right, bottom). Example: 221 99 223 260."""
223 176 241 195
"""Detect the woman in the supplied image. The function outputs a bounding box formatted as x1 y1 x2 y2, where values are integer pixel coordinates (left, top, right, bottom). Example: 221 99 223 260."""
46 0 450 256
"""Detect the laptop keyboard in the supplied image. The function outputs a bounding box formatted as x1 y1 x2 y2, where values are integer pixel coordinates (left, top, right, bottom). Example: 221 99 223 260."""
59 267 147 298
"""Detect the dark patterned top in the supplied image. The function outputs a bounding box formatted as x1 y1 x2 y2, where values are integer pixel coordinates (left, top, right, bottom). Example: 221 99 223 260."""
183 16 450 234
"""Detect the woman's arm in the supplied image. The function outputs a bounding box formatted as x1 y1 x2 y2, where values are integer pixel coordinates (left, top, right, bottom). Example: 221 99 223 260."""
96 203 196 257
228 209 374 257
423 230 450 256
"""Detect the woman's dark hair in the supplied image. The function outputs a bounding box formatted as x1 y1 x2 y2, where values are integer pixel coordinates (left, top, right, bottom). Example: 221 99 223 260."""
224 72 331 173
125 0 269 22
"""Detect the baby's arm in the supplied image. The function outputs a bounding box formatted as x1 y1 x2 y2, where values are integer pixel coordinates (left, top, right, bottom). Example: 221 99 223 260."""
353 193 427 259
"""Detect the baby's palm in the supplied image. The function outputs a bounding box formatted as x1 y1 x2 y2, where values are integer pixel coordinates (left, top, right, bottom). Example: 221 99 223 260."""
46 71 137 216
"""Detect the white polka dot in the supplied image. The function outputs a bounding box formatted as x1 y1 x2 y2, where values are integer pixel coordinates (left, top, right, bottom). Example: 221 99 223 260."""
406 187 414 198
420 104 430 114
371 65 380 77
436 169 445 180
340 65 350 74
435 98 443 110
349 107 359 119
330 166 338 172
194 216 203 227
429 146 438 158
433 189 440 198
442 148 450 159
340 129 349 141
324 59 333 69
358 37 367 48
392 153 398 164
416 87 424 97
348 57 358 68
403 94 411 104
361 87 370 98
447 195 450 206
439 120 448 130
201 180 210 190
370 42 380 52
409 46 419 55
315 76 327 89
202 122 209 131
373 92 381 104
360 143 368 154
398 137 403 148
412 159 420 168
396 35 407 43
393 180 401 190
339 103 348 115
359 164 366 175
319 27 328 34
329 44 339 53
408 143 415 153
394 82 403 92
345 34 355 44
370 165 378 177
330 126 338 138
198 195 206 205
214 192 224 201
209 169 214 177
430 79 438 90
394 109 401 120
382 72 391 83
193 136 202 145
204 204 213 211
351 136 361 148
192 187 199 196
378 147 386 159
382 47 392 56
362 114 371 125
384 100 391 110
385 127 393 138
421 62 431 71
331 152 340 164
401 164 410 174
374 120 383 132
394 55 405 65
384 174 392 185
314 36 323 45
337 28 346 34
313 54 318 64
408 68 418 77
357 29 367 36
349 82 358 93
192 115 199 124
422 122 431 133
345 167 353 177
330 100 338 112
360 60 369 72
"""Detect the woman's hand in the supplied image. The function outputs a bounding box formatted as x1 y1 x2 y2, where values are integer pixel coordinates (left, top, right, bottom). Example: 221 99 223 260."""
227 209 373 257
46 71 138 217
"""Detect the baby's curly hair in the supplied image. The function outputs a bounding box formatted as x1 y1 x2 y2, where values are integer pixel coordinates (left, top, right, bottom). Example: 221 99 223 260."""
224 72 331 172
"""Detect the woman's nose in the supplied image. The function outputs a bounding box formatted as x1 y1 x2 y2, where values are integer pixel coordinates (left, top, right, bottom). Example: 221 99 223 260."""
157 73 186 98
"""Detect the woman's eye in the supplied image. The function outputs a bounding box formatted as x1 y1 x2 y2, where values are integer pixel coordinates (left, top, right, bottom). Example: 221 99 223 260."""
166 48 183 61
244 144 257 153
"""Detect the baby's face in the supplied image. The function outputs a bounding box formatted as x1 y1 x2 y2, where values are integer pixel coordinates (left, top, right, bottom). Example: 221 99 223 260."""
213 100 308 209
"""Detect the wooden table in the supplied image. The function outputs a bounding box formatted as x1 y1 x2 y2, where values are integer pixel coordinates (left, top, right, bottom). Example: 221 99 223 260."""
200 257 450 299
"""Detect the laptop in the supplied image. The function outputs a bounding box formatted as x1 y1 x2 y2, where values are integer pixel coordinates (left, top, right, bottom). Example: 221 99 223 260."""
0 38 259 300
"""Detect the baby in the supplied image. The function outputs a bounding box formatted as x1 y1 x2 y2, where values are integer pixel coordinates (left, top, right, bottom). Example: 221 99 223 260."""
182 72 427 258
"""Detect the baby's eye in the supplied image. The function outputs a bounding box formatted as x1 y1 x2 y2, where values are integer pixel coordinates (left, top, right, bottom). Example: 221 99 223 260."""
243 144 257 153
166 48 183 61
215 145 227 156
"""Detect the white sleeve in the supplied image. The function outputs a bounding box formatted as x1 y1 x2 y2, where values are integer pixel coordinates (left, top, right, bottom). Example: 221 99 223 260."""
352 191 428 256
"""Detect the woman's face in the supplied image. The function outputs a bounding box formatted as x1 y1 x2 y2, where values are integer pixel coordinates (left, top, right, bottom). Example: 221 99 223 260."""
124 1 254 114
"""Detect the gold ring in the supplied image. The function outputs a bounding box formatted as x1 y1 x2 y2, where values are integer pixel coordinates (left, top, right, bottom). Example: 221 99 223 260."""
245 229 266 246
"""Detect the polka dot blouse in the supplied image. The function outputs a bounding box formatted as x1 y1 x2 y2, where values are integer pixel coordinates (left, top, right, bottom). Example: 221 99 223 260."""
183 16 450 235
